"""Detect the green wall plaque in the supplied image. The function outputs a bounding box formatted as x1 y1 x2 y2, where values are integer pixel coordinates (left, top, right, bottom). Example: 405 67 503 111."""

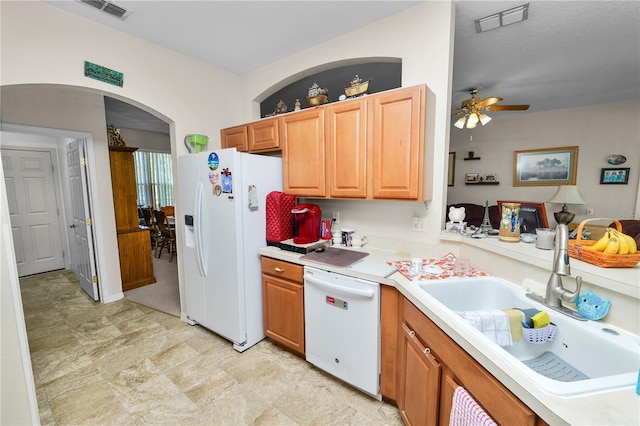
84 61 123 87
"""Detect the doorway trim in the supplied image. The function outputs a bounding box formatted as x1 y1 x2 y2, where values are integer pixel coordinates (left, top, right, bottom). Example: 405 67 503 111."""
1 122 104 300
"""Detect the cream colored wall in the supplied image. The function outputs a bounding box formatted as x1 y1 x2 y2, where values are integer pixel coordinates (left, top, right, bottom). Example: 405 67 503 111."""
1 167 39 425
240 1 456 244
448 100 640 223
0 1 242 302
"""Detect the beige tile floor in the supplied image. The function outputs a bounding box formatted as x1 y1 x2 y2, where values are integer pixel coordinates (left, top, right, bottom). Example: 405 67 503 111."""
20 269 403 425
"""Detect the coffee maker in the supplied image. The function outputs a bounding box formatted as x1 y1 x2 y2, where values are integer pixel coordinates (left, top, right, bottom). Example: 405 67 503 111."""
292 204 321 244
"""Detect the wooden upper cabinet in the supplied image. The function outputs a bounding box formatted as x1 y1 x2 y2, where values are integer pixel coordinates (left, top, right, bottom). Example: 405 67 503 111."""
109 146 140 231
248 117 279 152
371 85 425 200
281 108 326 197
326 98 368 198
220 125 249 152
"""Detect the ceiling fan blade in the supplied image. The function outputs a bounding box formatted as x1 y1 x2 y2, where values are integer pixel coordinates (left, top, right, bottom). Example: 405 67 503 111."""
475 96 502 108
485 104 530 111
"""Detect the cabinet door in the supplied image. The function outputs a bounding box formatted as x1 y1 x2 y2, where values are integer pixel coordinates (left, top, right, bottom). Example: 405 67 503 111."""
261 274 305 356
281 109 326 197
399 322 441 426
371 85 425 200
220 125 249 152
438 368 461 426
326 98 368 198
117 229 156 291
109 146 140 231
248 117 279 152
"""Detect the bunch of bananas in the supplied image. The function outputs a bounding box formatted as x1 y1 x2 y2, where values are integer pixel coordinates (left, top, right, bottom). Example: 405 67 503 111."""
587 228 638 255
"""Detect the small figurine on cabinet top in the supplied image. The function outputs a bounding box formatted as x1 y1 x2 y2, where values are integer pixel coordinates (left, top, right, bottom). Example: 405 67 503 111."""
344 75 370 98
306 83 328 107
107 125 127 146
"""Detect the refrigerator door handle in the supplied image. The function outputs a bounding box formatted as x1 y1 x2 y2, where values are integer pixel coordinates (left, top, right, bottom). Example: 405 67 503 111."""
194 182 207 277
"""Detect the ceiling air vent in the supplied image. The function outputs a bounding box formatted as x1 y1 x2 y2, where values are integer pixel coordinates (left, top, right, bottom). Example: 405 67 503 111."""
80 0 132 20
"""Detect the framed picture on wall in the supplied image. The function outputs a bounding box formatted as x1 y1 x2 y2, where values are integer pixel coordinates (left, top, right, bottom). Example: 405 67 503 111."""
600 167 629 184
465 173 480 183
513 146 578 186
448 152 456 186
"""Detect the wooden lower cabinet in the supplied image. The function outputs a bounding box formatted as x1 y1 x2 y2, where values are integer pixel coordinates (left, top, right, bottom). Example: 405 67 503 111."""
400 322 441 426
398 297 543 426
117 228 155 291
261 257 305 356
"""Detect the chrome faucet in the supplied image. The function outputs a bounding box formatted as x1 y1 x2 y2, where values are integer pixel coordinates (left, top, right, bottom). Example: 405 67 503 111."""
527 224 586 320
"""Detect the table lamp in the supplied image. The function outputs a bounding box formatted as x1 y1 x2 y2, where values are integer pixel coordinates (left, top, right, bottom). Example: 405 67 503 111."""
547 185 586 225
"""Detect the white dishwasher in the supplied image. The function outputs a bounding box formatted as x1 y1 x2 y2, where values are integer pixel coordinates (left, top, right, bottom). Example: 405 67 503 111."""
303 266 381 400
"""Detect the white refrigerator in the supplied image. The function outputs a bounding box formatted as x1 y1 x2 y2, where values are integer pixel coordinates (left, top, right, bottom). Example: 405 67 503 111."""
178 148 283 352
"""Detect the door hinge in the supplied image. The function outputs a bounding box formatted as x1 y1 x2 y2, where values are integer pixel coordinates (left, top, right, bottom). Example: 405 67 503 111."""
92 275 98 283
86 217 93 226
80 157 87 166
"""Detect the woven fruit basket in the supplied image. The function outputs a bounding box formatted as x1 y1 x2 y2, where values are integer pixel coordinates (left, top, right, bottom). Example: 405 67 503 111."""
568 218 640 267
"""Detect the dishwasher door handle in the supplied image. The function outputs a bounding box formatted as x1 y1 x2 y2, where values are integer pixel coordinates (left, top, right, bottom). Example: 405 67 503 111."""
304 274 374 299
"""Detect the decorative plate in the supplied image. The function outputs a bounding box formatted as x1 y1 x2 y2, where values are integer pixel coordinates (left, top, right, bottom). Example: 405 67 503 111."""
606 154 626 165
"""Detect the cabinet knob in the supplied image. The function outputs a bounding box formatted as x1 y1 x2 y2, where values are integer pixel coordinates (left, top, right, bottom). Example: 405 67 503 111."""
274 267 285 273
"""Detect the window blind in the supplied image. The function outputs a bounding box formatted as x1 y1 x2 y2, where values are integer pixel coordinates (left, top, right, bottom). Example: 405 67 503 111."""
133 151 174 209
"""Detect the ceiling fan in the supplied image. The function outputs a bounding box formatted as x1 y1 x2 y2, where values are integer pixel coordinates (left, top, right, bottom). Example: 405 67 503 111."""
453 87 530 129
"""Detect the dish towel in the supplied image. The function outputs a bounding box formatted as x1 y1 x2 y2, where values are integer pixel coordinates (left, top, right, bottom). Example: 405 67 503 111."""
456 310 513 347
449 386 497 426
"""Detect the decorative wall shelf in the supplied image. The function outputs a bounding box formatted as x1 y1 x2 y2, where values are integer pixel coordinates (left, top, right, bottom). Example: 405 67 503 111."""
463 157 481 161
465 182 499 185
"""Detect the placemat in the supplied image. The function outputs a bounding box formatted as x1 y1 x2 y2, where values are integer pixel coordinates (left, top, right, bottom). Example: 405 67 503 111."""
387 252 488 281
301 247 369 267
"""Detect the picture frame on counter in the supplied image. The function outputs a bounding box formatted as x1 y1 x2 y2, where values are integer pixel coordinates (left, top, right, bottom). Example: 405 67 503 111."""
514 146 578 186
600 167 629 184
448 152 456 186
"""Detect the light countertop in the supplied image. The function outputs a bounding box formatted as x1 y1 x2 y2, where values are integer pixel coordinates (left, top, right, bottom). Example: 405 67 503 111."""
259 241 640 426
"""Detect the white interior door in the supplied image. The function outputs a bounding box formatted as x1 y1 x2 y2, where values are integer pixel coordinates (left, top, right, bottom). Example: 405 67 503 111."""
1 149 65 276
67 140 99 301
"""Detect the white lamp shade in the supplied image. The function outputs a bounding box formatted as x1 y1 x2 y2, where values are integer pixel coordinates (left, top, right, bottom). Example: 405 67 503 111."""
478 113 492 125
547 185 586 205
454 116 466 129
466 113 479 128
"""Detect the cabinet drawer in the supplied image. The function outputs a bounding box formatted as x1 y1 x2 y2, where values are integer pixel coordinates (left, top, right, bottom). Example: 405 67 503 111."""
261 257 303 282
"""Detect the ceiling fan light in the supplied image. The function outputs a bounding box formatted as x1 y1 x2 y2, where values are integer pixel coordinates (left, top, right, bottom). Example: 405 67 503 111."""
478 113 492 125
454 116 467 129
466 113 479 128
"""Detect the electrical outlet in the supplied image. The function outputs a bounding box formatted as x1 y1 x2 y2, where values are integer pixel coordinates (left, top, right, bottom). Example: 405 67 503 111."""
586 208 594 216
331 211 340 224
412 216 427 232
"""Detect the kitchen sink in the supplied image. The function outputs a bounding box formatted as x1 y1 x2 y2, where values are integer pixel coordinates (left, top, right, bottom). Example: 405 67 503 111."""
417 276 640 397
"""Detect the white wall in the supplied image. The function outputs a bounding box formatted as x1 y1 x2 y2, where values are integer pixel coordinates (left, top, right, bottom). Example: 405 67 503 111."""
240 1 456 243
448 100 640 223
1 166 39 425
0 1 242 303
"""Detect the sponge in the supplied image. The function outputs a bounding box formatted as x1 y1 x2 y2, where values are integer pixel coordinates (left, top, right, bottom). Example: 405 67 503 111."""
531 311 551 329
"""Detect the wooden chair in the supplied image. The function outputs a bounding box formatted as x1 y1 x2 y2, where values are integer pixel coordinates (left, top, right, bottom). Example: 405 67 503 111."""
142 207 160 249
153 209 177 262
161 205 174 217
